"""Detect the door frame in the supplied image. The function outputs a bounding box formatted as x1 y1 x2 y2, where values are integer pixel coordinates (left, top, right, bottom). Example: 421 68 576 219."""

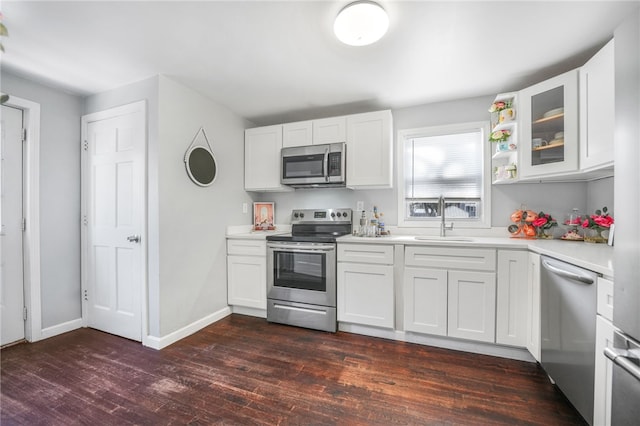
3 95 42 343
80 101 148 345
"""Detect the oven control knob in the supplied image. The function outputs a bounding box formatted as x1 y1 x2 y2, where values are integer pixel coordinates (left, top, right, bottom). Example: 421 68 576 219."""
293 212 299 218
337 212 342 217
300 213 304 218
331 212 336 218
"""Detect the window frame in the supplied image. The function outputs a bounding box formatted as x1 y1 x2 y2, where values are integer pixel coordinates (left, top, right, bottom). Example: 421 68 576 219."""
396 121 492 229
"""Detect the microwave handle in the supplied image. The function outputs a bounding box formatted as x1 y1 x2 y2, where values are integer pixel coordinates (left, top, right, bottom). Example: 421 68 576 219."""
324 147 329 182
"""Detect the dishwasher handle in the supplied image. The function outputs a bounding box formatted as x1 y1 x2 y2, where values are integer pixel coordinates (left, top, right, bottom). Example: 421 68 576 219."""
541 259 595 285
604 347 640 382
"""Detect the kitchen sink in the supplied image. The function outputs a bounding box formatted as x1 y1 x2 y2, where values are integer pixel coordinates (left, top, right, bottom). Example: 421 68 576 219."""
413 236 474 242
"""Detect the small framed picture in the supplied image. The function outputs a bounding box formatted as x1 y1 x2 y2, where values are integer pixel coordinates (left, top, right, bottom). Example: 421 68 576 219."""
254 202 275 231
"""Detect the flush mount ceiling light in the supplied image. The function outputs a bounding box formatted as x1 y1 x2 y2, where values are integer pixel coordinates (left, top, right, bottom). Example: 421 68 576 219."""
334 1 389 46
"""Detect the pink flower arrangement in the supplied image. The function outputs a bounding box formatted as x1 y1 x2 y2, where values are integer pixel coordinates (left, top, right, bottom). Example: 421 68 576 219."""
533 212 557 230
582 207 614 230
488 100 512 113
489 129 512 142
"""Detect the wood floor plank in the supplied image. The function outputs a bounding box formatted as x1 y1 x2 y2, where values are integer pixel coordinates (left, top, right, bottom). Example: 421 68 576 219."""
1 314 587 425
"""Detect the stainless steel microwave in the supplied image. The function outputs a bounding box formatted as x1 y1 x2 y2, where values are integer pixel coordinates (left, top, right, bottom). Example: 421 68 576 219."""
281 142 346 187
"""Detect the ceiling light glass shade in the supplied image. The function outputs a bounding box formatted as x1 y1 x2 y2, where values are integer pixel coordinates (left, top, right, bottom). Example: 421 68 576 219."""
334 1 389 46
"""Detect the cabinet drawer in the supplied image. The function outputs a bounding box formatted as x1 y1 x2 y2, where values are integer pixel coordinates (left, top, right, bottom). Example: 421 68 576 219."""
227 239 266 256
338 243 394 265
597 277 614 321
405 246 496 271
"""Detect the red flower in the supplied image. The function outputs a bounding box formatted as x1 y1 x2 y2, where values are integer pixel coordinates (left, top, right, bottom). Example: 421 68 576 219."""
532 217 548 227
582 207 614 229
593 215 614 228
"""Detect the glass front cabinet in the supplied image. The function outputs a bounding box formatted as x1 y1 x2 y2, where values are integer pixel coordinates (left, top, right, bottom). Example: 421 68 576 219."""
518 69 579 179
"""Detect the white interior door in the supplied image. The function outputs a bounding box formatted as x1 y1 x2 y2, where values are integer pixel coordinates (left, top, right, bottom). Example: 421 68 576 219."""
82 102 145 342
1 105 26 346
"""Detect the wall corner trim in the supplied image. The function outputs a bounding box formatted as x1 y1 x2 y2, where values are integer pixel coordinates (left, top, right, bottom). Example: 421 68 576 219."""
40 318 83 341
143 307 232 350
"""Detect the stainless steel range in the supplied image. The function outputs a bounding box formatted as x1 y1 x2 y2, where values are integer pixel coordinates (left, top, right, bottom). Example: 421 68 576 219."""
266 208 352 332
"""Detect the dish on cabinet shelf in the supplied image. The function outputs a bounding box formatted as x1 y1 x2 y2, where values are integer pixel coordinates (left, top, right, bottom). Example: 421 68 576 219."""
543 107 564 118
548 138 564 146
532 142 565 151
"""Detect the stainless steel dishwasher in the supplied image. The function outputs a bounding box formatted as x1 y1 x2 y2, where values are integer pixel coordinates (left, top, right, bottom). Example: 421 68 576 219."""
540 256 597 426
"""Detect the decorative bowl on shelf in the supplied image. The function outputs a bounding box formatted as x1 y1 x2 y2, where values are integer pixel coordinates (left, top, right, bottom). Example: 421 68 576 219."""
543 107 564 118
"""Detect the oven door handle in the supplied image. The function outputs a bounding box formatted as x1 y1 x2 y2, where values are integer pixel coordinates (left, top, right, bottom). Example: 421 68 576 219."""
268 243 335 252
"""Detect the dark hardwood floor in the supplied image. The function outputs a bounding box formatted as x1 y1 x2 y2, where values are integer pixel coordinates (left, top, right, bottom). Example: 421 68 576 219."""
1 314 586 425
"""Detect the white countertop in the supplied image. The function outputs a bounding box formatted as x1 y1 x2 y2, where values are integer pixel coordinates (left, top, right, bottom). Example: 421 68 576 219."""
226 226 614 277
337 234 614 277
226 224 290 240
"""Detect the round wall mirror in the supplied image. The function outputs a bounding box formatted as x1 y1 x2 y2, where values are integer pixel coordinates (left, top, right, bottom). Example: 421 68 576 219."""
185 146 217 187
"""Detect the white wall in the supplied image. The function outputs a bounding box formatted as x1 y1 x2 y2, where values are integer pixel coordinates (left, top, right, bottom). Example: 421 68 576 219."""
258 95 603 231
1 71 84 329
86 75 252 339
156 76 253 336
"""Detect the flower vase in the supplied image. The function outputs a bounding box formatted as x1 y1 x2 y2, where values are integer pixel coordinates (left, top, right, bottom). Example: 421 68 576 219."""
536 227 554 239
584 227 607 243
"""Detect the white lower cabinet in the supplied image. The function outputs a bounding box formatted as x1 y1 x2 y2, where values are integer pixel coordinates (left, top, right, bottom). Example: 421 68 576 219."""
594 315 616 426
526 252 542 361
226 239 267 310
404 267 447 336
594 276 616 426
337 244 395 328
447 270 496 343
496 250 529 347
403 246 497 344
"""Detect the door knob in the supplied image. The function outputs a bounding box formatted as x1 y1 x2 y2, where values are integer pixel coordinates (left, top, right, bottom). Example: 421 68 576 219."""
127 235 141 243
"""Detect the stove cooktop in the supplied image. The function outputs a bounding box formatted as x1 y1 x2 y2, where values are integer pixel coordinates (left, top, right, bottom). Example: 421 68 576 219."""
267 208 353 243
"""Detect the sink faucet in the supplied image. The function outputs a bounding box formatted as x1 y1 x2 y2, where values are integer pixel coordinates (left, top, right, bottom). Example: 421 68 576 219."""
439 195 454 237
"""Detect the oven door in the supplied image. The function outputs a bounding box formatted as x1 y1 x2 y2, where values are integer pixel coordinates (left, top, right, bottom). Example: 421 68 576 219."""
267 242 336 307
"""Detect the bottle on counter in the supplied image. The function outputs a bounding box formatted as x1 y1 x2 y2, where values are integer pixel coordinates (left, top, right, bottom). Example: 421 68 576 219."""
359 210 367 237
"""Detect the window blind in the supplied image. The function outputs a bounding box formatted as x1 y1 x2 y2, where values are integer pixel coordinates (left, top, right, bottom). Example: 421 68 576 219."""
405 131 482 199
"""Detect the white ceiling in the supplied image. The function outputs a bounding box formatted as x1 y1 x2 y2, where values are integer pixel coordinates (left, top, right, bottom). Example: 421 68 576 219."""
2 1 638 125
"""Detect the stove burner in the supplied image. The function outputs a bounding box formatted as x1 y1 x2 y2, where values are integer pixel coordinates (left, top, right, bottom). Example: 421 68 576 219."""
266 208 353 243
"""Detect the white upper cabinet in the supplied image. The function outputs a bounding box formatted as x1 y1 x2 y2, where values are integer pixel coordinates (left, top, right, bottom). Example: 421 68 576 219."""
282 120 313 148
313 116 347 144
244 110 393 190
519 69 579 179
580 39 615 172
244 125 292 192
346 110 393 189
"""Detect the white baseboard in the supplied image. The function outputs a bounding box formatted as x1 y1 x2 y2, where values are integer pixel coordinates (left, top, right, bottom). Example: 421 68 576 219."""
231 305 266 318
144 306 232 350
39 318 83 341
338 323 535 362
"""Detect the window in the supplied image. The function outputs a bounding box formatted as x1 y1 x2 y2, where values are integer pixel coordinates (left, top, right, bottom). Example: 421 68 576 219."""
398 122 491 228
